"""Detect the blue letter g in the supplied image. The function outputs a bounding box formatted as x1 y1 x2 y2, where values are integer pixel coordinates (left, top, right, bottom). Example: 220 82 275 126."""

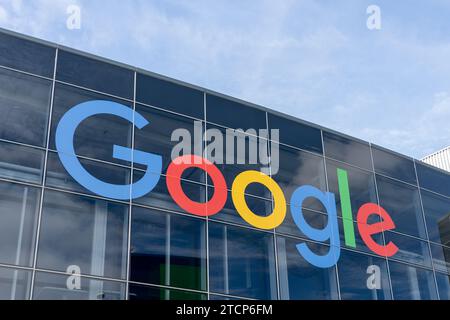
55 100 162 200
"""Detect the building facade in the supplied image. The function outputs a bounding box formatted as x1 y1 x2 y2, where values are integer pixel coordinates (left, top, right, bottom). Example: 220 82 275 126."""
423 147 450 173
0 28 449 300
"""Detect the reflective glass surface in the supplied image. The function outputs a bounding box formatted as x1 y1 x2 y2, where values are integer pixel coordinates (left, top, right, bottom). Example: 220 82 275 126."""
435 272 450 300
0 32 55 77
376 175 427 238
206 94 266 131
0 141 44 184
337 250 391 300
0 267 32 300
33 272 125 300
56 50 134 99
137 73 204 119
416 162 450 197
0 68 52 147
130 206 206 291
323 131 372 170
49 83 133 165
385 232 432 268
420 190 450 247
277 236 338 300
209 222 277 299
388 261 437 300
37 191 129 279
268 114 323 154
0 181 39 267
372 146 417 185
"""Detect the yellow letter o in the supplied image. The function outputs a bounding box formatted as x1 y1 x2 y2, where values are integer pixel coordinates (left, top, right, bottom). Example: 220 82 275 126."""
231 170 286 230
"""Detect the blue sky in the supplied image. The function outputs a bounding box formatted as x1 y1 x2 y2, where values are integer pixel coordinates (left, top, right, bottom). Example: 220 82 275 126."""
0 0 449 159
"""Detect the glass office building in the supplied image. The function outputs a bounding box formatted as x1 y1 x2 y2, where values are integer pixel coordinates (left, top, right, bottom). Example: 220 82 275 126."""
0 28 449 300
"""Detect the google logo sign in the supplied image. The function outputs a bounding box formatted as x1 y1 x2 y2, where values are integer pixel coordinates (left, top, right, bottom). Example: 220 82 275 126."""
56 100 399 269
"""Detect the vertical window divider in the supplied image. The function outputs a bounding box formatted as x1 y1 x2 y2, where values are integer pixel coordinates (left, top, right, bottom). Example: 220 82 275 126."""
29 47 59 300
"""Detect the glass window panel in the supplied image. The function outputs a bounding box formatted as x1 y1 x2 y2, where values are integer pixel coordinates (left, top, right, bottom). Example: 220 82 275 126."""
0 141 44 184
211 190 272 228
338 250 391 300
46 151 131 197
277 236 338 300
208 294 246 300
209 222 277 299
323 131 372 170
435 272 450 300
421 190 450 247
0 267 32 300
278 207 329 242
128 283 206 300
0 32 55 77
272 145 327 212
0 181 39 267
136 73 204 119
372 146 417 185
206 123 270 198
33 272 125 300
134 104 204 182
133 171 205 214
416 162 450 198
49 83 133 165
376 175 427 239
326 160 377 220
337 218 384 255
388 261 437 300
0 68 52 147
386 232 432 268
37 190 129 279
130 206 206 291
56 50 134 99
206 94 266 131
268 114 323 154
430 243 450 274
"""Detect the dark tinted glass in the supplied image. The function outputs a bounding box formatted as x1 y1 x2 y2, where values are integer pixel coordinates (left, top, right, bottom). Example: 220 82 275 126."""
416 162 450 197
0 181 40 267
430 243 450 274
57 50 134 99
388 261 437 300
273 145 326 212
337 250 391 300
435 272 450 300
130 207 206 291
133 171 205 213
337 218 384 255
209 222 276 299
33 272 125 300
385 232 432 267
136 74 204 119
205 123 270 198
211 190 272 228
326 160 377 219
37 191 129 279
134 104 204 182
268 114 323 154
0 32 55 77
277 236 338 299
421 190 450 247
129 284 206 300
50 84 133 165
206 94 266 130
372 146 417 185
376 175 426 238
0 141 44 184
46 151 131 197
0 267 31 300
278 208 329 241
323 131 372 170
0 69 51 146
